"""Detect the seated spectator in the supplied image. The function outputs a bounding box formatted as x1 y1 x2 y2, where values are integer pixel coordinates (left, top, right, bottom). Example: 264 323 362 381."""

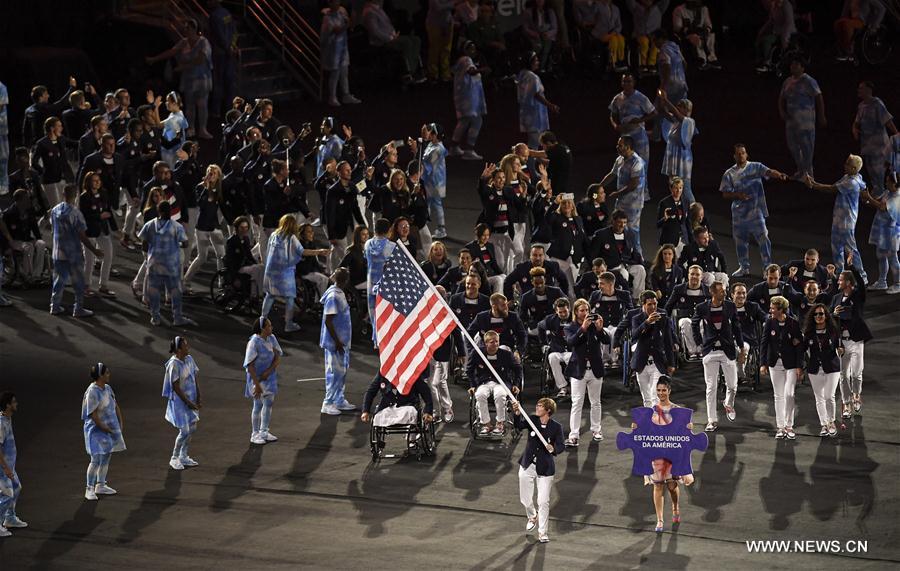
466 2 509 80
225 216 264 299
834 0 886 62
672 0 720 69
2 189 46 284
522 0 558 73
361 0 425 84
755 0 796 73
339 225 370 291
626 0 671 72
576 0 627 72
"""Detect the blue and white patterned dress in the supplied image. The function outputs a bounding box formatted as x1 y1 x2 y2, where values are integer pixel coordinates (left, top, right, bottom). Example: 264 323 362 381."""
320 285 352 351
162 355 200 430
263 232 304 297
831 173 866 269
661 118 697 182
51 202 88 263
422 141 448 199
868 190 900 251
453 56 487 119
244 333 283 398
81 383 126 455
516 69 549 135
0 414 17 500
138 217 187 277
316 133 344 178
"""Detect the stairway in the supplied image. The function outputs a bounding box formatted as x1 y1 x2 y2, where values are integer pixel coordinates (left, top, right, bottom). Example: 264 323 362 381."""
234 18 309 102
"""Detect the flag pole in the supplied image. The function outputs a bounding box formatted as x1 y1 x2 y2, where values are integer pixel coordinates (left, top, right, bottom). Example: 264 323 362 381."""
392 241 549 448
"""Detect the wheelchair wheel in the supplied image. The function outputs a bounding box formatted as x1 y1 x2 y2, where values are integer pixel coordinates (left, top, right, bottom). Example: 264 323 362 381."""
538 348 552 397
210 270 245 312
1 254 18 288
369 424 385 463
420 419 436 458
860 27 892 66
468 395 480 439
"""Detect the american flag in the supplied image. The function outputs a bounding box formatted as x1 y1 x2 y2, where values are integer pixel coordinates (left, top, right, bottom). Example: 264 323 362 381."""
376 245 457 395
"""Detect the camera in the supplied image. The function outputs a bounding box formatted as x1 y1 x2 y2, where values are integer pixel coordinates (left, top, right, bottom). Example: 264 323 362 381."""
588 313 600 322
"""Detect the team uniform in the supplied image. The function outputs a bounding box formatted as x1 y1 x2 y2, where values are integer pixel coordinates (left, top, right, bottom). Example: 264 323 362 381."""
868 188 900 289
422 140 448 236
855 97 893 198
0 413 22 530
830 173 868 281
517 69 549 150
656 41 688 141
261 231 304 328
612 153 647 256
364 236 396 345
780 73 821 178
162 354 200 467
661 117 698 204
243 333 284 442
609 90 655 200
320 284 354 411
138 217 189 324
452 55 487 151
50 201 89 316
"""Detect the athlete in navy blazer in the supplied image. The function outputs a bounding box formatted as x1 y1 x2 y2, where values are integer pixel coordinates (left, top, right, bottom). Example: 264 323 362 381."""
690 299 743 359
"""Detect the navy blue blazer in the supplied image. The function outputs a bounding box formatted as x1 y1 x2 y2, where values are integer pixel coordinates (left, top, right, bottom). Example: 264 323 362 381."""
629 310 675 374
804 329 842 375
664 283 710 318
362 372 434 415
466 347 523 389
564 321 610 379
649 265 684 306
519 286 566 328
538 313 572 353
691 300 743 359
588 288 634 326
468 310 529 354
587 226 644 267
747 280 804 311
829 265 873 343
735 301 767 345
514 414 566 476
574 270 629 299
760 317 804 369
503 259 569 298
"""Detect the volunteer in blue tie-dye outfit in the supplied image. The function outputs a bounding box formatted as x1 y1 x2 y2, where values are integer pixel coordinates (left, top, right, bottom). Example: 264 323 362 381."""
320 268 356 416
162 336 202 471
244 317 283 445
0 392 26 536
448 41 488 161
315 117 348 178
138 200 197 327
862 174 900 294
719 144 789 278
364 218 396 346
409 123 449 239
853 81 897 199
609 74 656 202
658 91 698 204
598 136 646 257
81 363 126 501
778 56 826 179
652 29 688 143
805 154 869 282
260 214 330 333
516 52 559 153
50 185 104 318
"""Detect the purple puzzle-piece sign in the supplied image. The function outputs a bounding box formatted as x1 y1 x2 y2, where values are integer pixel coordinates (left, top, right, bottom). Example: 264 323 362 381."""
616 407 708 476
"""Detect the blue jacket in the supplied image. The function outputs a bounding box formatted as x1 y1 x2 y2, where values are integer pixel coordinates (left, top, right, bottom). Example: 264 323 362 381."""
760 317 804 369
828 265 872 343
564 321 610 379
587 226 644 267
629 310 675 374
691 300 743 359
588 287 634 326
803 328 842 375
519 286 566 328
735 301 767 345
503 259 569 299
514 413 565 476
538 313 572 353
466 347 523 389
362 372 434 415
468 310 529 355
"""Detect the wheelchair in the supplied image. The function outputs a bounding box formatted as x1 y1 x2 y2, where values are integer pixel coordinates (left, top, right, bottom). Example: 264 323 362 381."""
294 275 324 320
345 286 370 338
468 376 524 442
618 330 639 394
369 403 436 462
855 25 893 66
210 267 260 314
1 243 51 288
537 346 555 398
672 312 703 365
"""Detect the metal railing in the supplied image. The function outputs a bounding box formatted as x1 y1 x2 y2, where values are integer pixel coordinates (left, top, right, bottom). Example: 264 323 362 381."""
243 0 322 101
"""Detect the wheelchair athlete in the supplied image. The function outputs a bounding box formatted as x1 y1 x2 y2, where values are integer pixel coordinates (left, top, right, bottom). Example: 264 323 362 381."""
224 216 264 299
467 330 523 436
361 370 434 429
538 298 573 397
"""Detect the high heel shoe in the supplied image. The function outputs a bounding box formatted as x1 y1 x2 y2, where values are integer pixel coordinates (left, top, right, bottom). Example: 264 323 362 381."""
655 521 664 532
672 514 681 524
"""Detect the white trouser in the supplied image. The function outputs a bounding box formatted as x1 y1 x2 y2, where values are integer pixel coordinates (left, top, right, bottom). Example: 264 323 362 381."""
13 239 46 278
430 360 453 416
737 341 751 378
239 263 265 297
549 256 578 298
614 263 646 300
569 369 603 439
329 235 349 274
487 274 505 294
678 318 701 355
636 363 662 407
701 271 729 290
133 252 149 290
519 463 553 535
512 223 527 270
674 238 686 259
839 338 864 403
489 232 513 275
182 208 198 267
770 361 797 428
44 181 66 207
301 271 330 297
475 381 507 424
418 225 433 257
548 351 571 388
600 325 618 363
808 371 840 426
84 235 114 289
124 196 142 236
184 229 225 283
701 350 737 423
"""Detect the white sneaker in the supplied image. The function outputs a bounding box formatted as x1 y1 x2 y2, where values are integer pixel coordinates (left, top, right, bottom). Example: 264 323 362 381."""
775 428 785 439
0 526 10 537
538 533 550 543
94 483 117 495
85 488 98 501
169 457 185 470
525 517 537 532
448 145 463 157
705 422 717 432
443 411 454 423
3 515 27 528
173 316 198 327
725 406 736 422
887 284 900 295
336 401 357 411
592 431 604 442
180 456 199 467
321 403 341 416
731 268 750 278
72 307 94 318
250 433 267 445
461 149 483 161
260 432 278 442
868 281 888 291
432 227 447 239
284 322 301 333
0 295 11 307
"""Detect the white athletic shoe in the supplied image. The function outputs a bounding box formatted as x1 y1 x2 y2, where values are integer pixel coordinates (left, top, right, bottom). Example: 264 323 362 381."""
72 307 94 318
461 149 483 161
94 483 118 495
85 488 98 501
260 432 278 442
724 406 736 422
538 533 550 543
250 433 267 445
321 403 341 415
447 145 463 157
0 526 11 537
3 515 27 528
731 267 750 278
336 401 357 411
887 284 900 295
180 456 199 467
525 517 537 532
169 457 185 470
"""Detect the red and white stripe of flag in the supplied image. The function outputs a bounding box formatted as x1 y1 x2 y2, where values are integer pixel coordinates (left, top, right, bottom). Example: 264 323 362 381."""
376 288 456 395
